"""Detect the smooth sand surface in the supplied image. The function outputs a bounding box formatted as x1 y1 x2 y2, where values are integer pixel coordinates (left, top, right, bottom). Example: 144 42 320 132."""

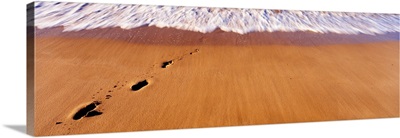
32 27 399 135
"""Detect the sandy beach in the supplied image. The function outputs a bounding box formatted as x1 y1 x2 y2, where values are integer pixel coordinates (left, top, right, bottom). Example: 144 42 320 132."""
30 26 399 136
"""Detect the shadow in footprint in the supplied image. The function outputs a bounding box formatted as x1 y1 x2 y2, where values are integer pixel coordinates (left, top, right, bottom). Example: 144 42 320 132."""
131 80 149 91
161 60 173 68
86 111 103 117
72 101 102 120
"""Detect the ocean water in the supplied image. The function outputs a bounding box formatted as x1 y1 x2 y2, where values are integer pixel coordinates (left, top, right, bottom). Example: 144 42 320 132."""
31 1 400 35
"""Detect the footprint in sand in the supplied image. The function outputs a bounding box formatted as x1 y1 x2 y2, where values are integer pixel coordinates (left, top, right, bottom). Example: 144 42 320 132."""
161 60 174 68
161 49 199 68
130 48 200 92
56 48 201 134
72 101 103 120
131 80 149 91
190 49 200 55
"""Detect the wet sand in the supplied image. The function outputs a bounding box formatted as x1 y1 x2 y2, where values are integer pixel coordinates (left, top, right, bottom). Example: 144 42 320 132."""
30 27 399 136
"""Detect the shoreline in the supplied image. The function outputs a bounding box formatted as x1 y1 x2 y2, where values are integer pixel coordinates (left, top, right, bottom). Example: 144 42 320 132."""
34 26 399 46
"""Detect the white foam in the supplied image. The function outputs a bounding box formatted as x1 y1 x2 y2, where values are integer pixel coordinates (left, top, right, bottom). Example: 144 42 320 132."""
32 1 400 35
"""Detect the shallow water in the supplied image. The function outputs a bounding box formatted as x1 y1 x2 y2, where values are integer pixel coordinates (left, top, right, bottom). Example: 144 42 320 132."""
31 1 399 35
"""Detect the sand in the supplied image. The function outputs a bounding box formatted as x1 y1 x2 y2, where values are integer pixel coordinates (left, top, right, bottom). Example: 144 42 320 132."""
29 27 399 136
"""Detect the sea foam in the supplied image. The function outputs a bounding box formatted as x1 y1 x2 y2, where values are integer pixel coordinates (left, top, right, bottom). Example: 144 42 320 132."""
31 1 400 35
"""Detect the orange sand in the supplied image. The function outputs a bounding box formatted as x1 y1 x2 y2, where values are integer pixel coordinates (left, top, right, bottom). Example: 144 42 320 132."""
29 28 399 136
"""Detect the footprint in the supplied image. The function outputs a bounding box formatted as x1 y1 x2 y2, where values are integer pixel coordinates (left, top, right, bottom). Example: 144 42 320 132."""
57 48 201 134
72 101 102 120
161 60 173 68
131 80 149 91
190 49 200 55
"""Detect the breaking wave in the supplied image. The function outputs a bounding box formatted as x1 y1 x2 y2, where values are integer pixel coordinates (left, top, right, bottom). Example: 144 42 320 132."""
32 1 400 35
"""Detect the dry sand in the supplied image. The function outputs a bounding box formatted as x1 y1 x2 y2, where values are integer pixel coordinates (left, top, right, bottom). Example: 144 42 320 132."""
29 27 399 136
